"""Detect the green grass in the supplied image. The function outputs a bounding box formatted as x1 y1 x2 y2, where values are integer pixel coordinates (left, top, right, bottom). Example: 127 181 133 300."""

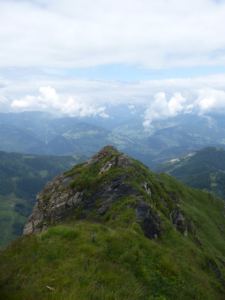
1 148 225 299
1 221 224 300
0 194 27 249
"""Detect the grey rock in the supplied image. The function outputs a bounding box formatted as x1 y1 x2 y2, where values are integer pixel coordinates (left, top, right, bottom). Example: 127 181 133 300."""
194 238 203 250
83 158 100 169
99 157 117 174
67 192 83 207
141 182 152 196
59 177 73 190
83 175 140 216
209 261 225 288
169 193 180 205
135 202 163 239
188 221 196 236
83 147 118 169
170 209 187 235
160 198 168 208
23 221 33 236
118 154 134 169
57 202 67 211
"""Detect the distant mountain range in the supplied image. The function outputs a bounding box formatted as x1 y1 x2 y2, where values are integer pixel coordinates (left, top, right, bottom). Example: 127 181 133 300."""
152 146 225 200
1 111 225 167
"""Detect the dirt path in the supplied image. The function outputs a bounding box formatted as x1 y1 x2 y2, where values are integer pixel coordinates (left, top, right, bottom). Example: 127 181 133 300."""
0 210 14 248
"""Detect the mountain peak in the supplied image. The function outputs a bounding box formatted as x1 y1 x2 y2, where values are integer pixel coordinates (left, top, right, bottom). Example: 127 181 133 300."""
2 146 225 299
24 145 188 241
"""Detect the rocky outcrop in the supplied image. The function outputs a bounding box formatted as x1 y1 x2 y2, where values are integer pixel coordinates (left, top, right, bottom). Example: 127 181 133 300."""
23 173 66 235
117 154 134 169
23 146 187 241
141 182 152 196
169 192 180 207
160 198 169 208
209 261 225 288
83 146 118 168
99 157 117 175
135 202 164 239
23 147 135 236
170 209 187 236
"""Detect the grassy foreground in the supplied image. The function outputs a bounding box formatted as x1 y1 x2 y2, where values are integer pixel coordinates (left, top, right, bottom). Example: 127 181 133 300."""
1 148 225 299
0 221 224 300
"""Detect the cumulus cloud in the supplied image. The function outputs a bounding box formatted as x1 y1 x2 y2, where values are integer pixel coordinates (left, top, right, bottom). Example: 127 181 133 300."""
0 0 225 68
11 86 109 118
196 89 225 115
2 70 225 122
143 92 186 129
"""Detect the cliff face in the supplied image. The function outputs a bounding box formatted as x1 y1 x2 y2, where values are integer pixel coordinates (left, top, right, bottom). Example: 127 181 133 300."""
23 146 188 240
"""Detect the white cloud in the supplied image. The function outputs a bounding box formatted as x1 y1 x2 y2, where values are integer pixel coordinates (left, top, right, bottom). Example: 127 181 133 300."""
0 0 225 69
2 71 225 121
10 86 108 118
128 105 135 109
196 88 225 114
99 112 110 118
143 92 186 129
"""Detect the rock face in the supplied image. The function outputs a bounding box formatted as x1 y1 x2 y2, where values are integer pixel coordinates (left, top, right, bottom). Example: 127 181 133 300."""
135 202 163 239
209 261 225 288
169 194 188 236
141 182 152 195
83 146 118 168
23 145 187 241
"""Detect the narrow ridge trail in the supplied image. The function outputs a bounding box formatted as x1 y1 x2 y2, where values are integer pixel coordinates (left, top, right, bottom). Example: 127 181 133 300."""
0 210 14 249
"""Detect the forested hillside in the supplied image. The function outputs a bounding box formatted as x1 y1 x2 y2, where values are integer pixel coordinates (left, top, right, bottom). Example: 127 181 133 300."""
0 151 87 248
152 147 225 200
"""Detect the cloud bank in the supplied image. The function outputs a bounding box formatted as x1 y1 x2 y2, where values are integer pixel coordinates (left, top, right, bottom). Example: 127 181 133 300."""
0 0 225 69
143 92 186 129
1 71 225 125
11 86 109 118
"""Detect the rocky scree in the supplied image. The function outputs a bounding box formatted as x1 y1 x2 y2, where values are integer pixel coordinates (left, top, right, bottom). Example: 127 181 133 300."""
23 146 191 241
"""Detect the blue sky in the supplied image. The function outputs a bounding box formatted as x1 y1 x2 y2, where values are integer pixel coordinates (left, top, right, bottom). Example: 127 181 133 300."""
42 65 225 81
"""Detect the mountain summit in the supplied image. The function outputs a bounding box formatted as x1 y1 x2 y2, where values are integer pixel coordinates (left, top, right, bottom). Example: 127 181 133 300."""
1 146 225 299
23 145 164 239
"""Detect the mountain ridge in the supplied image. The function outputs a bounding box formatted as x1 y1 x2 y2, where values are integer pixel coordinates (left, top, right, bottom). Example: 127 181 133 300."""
0 145 222 299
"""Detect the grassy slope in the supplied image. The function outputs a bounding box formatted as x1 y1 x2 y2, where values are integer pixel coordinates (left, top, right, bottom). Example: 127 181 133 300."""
0 152 87 248
151 147 225 200
1 149 225 299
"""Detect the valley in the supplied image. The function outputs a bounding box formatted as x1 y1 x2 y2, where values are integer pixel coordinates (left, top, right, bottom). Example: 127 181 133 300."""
0 152 87 248
1 112 225 167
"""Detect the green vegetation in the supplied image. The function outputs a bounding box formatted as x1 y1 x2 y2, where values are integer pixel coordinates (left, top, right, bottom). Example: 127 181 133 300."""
1 148 225 299
0 151 87 248
152 147 225 200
